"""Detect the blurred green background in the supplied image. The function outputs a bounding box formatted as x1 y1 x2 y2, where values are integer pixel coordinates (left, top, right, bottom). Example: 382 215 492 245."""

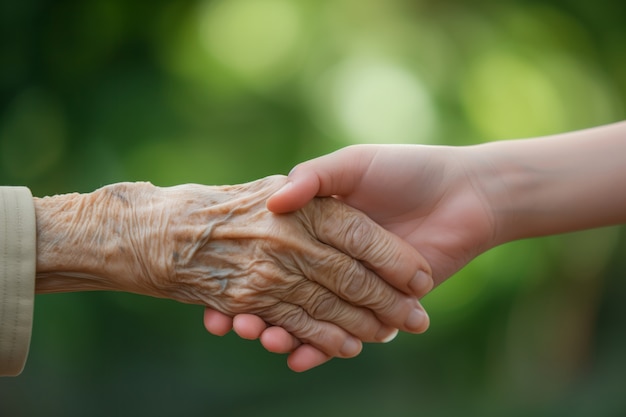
1 0 625 416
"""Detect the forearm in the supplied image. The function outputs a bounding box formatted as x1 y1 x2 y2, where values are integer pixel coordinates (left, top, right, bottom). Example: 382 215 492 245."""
476 121 626 244
34 183 152 294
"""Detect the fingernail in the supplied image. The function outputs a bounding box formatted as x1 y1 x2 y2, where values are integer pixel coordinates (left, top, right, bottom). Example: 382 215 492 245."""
340 337 361 357
377 328 399 343
405 308 428 333
409 270 433 295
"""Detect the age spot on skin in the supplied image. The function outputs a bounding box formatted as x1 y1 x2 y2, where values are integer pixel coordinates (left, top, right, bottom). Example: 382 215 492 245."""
111 191 129 204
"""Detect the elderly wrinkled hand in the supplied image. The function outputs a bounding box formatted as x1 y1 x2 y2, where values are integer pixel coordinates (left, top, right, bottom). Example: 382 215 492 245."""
35 176 431 359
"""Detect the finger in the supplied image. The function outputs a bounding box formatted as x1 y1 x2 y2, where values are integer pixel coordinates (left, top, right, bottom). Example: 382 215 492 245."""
267 147 370 213
259 326 301 353
232 314 267 340
266 179 318 214
259 327 333 372
286 278 400 342
309 198 433 297
287 344 332 372
261 303 362 359
203 308 233 336
295 237 430 334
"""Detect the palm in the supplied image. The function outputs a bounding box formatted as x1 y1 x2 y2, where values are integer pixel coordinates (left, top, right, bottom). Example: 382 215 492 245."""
333 146 496 286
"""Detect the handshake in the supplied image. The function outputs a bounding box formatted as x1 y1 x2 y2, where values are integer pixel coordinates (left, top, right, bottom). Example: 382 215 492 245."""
5 122 625 376
33 174 432 374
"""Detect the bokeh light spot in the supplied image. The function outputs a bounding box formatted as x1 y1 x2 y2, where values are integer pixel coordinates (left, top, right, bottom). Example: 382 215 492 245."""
461 51 566 140
313 56 436 144
197 0 302 83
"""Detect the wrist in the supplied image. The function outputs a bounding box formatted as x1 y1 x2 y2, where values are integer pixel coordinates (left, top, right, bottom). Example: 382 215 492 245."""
463 140 536 246
471 123 626 244
34 183 151 294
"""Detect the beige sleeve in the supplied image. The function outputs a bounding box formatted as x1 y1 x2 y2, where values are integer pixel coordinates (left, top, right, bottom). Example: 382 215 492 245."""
0 186 36 376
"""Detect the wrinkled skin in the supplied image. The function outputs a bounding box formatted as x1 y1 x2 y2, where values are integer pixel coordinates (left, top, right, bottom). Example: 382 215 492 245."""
35 176 431 360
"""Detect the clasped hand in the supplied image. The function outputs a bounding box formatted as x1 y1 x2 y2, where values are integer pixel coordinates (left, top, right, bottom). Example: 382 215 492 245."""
36 176 432 362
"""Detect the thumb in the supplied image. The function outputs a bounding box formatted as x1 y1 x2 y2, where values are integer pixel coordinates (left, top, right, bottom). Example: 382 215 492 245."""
267 147 368 214
266 166 321 213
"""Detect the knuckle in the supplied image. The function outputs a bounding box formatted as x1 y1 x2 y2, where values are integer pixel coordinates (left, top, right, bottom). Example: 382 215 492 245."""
277 306 303 327
366 288 401 318
355 231 397 269
259 292 346 355
327 253 359 280
312 200 371 249
308 290 340 319
328 256 375 305
338 212 373 254
322 203 398 268
299 325 344 354
300 284 380 342
262 303 303 330
336 267 369 302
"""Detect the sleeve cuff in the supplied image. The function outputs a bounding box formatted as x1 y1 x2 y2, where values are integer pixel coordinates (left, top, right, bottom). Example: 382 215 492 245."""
0 186 36 376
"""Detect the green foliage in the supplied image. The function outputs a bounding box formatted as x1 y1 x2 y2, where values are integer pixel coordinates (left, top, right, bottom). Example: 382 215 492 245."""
1 0 625 415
